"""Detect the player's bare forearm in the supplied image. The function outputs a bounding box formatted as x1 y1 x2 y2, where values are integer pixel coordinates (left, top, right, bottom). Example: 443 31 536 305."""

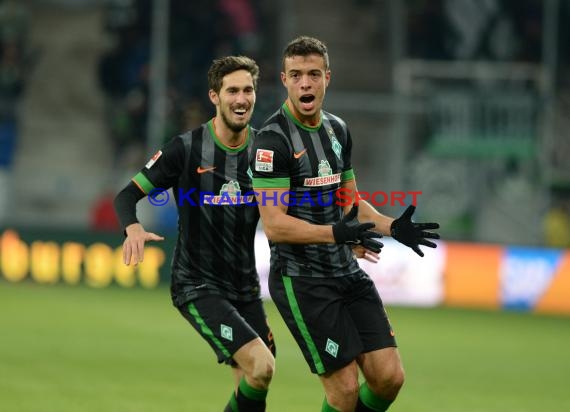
340 180 393 235
254 189 335 244
254 188 382 253
125 222 144 237
356 200 394 236
258 205 334 244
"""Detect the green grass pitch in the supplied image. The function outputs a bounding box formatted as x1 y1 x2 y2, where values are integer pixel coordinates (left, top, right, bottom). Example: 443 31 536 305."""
1 281 569 411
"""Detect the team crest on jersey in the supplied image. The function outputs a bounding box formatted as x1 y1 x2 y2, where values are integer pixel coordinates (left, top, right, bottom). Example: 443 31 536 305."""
255 149 274 172
220 180 240 197
318 160 333 177
201 180 254 205
145 150 162 169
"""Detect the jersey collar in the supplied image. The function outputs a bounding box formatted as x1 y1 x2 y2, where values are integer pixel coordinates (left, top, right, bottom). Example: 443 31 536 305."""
207 118 250 153
282 102 322 132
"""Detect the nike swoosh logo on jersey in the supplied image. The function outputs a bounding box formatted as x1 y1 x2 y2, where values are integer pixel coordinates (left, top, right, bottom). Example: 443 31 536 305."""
197 166 216 174
293 149 307 159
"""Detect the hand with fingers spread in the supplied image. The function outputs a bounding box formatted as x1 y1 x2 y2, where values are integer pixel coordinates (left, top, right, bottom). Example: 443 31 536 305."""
123 223 165 265
390 205 440 257
332 205 384 253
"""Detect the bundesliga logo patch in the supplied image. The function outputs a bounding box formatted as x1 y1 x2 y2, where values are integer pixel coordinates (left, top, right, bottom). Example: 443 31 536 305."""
145 150 162 169
255 149 274 172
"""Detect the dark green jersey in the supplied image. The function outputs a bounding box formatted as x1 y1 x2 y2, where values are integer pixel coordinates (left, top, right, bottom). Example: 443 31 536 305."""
251 103 361 278
132 120 260 305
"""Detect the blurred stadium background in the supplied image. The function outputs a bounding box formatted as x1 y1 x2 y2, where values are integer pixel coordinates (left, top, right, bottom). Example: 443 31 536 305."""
1 0 569 411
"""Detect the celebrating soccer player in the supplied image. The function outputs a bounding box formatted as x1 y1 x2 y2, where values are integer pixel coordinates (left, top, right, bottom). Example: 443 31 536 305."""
251 36 440 411
114 56 275 411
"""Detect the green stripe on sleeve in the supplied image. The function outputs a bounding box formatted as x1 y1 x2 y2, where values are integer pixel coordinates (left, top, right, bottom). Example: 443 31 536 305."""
282 276 325 374
187 303 231 358
341 169 355 182
252 177 290 189
132 172 155 194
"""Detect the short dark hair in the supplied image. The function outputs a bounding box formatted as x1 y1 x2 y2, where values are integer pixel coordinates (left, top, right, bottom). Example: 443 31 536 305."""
208 55 260 93
282 36 329 71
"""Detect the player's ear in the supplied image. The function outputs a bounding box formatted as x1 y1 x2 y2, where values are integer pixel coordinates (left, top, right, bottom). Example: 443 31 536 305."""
325 70 331 87
208 89 219 105
280 71 287 87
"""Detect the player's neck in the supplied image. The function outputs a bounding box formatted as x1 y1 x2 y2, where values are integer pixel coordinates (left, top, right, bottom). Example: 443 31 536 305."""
212 117 247 148
285 99 321 127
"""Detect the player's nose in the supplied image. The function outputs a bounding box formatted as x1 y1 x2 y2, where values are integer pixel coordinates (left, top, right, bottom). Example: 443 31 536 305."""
236 90 251 103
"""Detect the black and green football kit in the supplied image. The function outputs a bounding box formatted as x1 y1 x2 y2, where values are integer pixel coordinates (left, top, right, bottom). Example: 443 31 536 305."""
114 119 275 364
251 103 396 374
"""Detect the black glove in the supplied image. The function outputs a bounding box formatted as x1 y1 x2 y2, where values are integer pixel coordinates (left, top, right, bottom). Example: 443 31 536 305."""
333 205 384 253
390 205 440 257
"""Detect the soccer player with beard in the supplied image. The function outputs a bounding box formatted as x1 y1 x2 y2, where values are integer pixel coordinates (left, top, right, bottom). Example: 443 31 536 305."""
251 36 440 411
114 56 275 412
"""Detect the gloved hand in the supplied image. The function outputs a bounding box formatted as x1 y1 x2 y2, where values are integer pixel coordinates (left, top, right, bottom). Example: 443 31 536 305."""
390 205 440 257
333 205 384 253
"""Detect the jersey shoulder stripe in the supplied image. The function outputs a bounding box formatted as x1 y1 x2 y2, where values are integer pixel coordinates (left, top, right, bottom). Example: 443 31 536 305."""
323 110 347 130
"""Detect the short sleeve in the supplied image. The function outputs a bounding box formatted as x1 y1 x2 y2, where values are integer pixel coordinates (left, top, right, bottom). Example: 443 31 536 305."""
342 127 354 182
132 137 185 194
250 130 291 190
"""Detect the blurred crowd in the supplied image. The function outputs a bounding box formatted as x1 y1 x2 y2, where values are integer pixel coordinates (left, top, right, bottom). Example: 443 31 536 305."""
92 0 276 232
0 0 29 171
0 0 567 245
407 0 544 62
0 0 30 223
97 0 273 172
404 0 570 248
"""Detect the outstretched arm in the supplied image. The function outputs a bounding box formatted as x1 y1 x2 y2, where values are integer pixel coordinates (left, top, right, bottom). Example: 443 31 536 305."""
342 180 440 257
254 188 382 252
114 182 164 265
341 179 393 234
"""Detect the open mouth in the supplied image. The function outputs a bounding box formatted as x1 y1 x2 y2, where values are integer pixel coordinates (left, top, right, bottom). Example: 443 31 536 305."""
300 95 315 104
233 108 247 116
299 94 316 112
